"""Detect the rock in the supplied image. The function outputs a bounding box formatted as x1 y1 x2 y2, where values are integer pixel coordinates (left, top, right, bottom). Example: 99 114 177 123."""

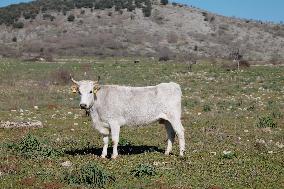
276 142 284 149
34 106 39 110
223 150 232 155
262 127 272 133
61 161 72 167
0 120 43 128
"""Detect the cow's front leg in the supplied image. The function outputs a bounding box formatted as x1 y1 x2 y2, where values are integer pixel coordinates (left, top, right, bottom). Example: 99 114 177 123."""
110 123 120 159
101 135 109 158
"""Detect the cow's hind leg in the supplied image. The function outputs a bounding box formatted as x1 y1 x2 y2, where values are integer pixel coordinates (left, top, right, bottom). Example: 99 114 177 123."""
164 120 175 155
168 119 185 156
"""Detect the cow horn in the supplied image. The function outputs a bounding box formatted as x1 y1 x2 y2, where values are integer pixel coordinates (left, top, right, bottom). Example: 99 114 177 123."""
70 74 79 85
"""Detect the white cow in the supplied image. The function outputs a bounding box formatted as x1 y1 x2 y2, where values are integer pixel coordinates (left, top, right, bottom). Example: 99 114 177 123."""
71 77 185 159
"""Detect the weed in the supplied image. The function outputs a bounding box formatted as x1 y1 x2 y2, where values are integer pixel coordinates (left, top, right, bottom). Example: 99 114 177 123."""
221 151 236 159
256 116 277 128
51 68 71 85
203 104 211 112
63 162 114 188
131 164 156 177
119 138 132 146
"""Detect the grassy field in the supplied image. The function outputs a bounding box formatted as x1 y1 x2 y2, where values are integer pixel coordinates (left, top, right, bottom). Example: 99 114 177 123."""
0 57 283 189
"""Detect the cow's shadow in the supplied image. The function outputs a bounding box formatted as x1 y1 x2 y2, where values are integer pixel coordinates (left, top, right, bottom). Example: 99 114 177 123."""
64 145 164 157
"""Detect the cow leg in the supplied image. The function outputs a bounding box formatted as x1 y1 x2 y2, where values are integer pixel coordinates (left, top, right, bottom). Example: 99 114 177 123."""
110 123 120 159
164 121 175 155
101 135 109 158
168 119 185 156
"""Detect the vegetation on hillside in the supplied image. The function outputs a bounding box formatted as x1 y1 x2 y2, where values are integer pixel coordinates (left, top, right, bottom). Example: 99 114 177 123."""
0 0 153 27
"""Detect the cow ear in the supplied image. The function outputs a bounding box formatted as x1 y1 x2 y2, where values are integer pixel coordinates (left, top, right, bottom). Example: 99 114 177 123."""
71 85 78 93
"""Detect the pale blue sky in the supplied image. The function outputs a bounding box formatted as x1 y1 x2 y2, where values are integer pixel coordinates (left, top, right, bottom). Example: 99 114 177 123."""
173 0 284 23
0 0 283 23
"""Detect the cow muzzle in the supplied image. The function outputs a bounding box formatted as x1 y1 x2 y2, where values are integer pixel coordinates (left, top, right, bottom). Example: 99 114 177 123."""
80 103 87 109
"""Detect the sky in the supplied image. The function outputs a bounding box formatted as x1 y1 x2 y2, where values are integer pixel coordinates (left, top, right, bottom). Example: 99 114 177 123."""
0 0 283 23
173 0 284 23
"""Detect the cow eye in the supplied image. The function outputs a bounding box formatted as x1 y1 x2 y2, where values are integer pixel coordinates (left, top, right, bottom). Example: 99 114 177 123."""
90 91 92 93
78 91 81 95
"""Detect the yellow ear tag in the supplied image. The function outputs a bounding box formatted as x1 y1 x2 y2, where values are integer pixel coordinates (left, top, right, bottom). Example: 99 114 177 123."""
93 85 101 94
71 85 78 93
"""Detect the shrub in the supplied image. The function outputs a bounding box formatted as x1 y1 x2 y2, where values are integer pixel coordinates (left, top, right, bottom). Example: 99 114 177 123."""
63 162 114 188
172 2 178 6
131 164 156 177
161 0 169 5
23 11 37 19
256 116 277 128
43 14 56 21
203 104 211 112
12 37 17 42
142 2 152 17
13 22 24 29
67 14 75 22
7 133 62 158
159 56 170 61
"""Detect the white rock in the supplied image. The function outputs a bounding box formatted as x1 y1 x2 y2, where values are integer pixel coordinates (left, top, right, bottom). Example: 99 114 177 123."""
210 152 217 155
276 142 284 149
256 139 266 144
71 128 75 131
223 150 232 155
74 123 78 126
19 109 24 113
244 129 249 133
61 161 72 167
68 112 72 115
34 106 39 110
268 151 273 154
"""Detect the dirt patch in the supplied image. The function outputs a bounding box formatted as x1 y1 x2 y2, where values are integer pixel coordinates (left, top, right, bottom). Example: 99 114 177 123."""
20 176 36 186
42 182 64 189
0 163 19 174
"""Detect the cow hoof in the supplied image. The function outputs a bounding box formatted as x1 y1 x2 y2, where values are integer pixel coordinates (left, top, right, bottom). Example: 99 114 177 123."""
111 155 118 159
101 155 106 159
165 152 170 156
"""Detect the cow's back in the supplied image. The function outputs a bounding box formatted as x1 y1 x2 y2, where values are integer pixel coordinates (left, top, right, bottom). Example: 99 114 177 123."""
95 83 182 125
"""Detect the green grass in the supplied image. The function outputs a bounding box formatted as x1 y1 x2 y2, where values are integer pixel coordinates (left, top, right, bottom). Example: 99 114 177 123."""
0 57 283 188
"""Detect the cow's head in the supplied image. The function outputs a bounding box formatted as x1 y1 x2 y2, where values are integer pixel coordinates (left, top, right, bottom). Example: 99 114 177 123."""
71 76 100 110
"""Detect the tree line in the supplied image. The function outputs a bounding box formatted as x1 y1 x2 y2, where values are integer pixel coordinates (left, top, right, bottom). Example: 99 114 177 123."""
0 0 153 27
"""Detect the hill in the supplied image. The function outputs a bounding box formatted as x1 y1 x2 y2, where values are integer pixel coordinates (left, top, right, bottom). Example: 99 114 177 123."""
0 0 283 62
